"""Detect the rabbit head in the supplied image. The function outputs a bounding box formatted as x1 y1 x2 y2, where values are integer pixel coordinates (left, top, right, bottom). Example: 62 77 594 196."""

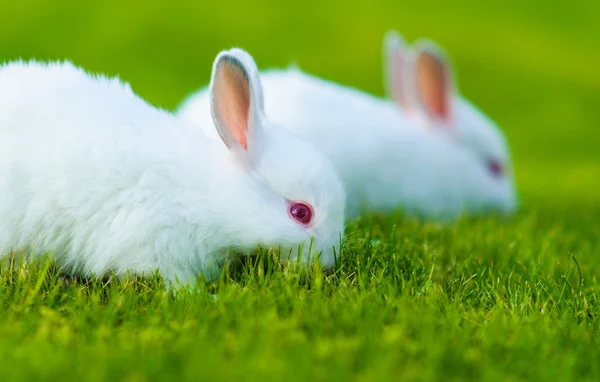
383 31 518 214
208 48 346 268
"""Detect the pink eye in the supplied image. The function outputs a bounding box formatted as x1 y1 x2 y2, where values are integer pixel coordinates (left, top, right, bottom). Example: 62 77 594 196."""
288 202 313 226
488 159 504 177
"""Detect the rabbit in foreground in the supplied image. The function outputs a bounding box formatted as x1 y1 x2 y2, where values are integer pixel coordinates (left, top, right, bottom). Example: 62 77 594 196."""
178 31 518 220
0 49 345 287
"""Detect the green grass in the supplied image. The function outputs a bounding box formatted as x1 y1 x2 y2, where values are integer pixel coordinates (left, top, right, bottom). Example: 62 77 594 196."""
1 1 599 381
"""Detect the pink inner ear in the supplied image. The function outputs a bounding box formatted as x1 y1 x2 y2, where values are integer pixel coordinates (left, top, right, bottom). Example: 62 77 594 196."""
416 52 451 122
213 60 250 150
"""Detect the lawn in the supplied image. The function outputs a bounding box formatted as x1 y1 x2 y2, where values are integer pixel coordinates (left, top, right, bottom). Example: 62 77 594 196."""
0 0 599 380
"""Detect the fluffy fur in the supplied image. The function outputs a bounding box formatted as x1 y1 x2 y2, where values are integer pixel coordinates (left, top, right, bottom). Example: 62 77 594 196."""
178 33 518 219
0 50 345 286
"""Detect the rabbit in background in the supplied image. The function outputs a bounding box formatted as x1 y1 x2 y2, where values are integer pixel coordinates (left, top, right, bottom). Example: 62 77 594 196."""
178 31 518 220
0 49 346 287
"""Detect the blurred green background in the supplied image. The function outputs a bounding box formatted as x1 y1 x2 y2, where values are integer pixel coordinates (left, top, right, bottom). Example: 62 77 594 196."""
1 0 599 207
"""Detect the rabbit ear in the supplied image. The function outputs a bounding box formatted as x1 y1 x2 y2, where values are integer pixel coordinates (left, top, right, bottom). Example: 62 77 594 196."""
413 40 455 125
210 48 265 158
383 30 415 111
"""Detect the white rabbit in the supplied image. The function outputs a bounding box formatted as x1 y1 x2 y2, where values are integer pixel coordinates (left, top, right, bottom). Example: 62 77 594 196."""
178 31 518 220
0 48 345 287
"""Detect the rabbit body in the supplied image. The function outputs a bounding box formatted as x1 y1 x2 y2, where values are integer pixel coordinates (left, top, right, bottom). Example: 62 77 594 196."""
0 56 345 286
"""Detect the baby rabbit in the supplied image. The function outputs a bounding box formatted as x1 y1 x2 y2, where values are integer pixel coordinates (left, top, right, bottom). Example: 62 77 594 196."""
179 32 518 220
0 48 345 287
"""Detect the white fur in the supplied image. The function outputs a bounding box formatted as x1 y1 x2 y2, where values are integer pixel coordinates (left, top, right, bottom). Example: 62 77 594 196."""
0 51 345 287
179 40 517 220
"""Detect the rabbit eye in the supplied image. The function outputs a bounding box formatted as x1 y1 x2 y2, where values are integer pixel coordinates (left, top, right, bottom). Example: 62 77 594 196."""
487 159 504 177
288 202 313 226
